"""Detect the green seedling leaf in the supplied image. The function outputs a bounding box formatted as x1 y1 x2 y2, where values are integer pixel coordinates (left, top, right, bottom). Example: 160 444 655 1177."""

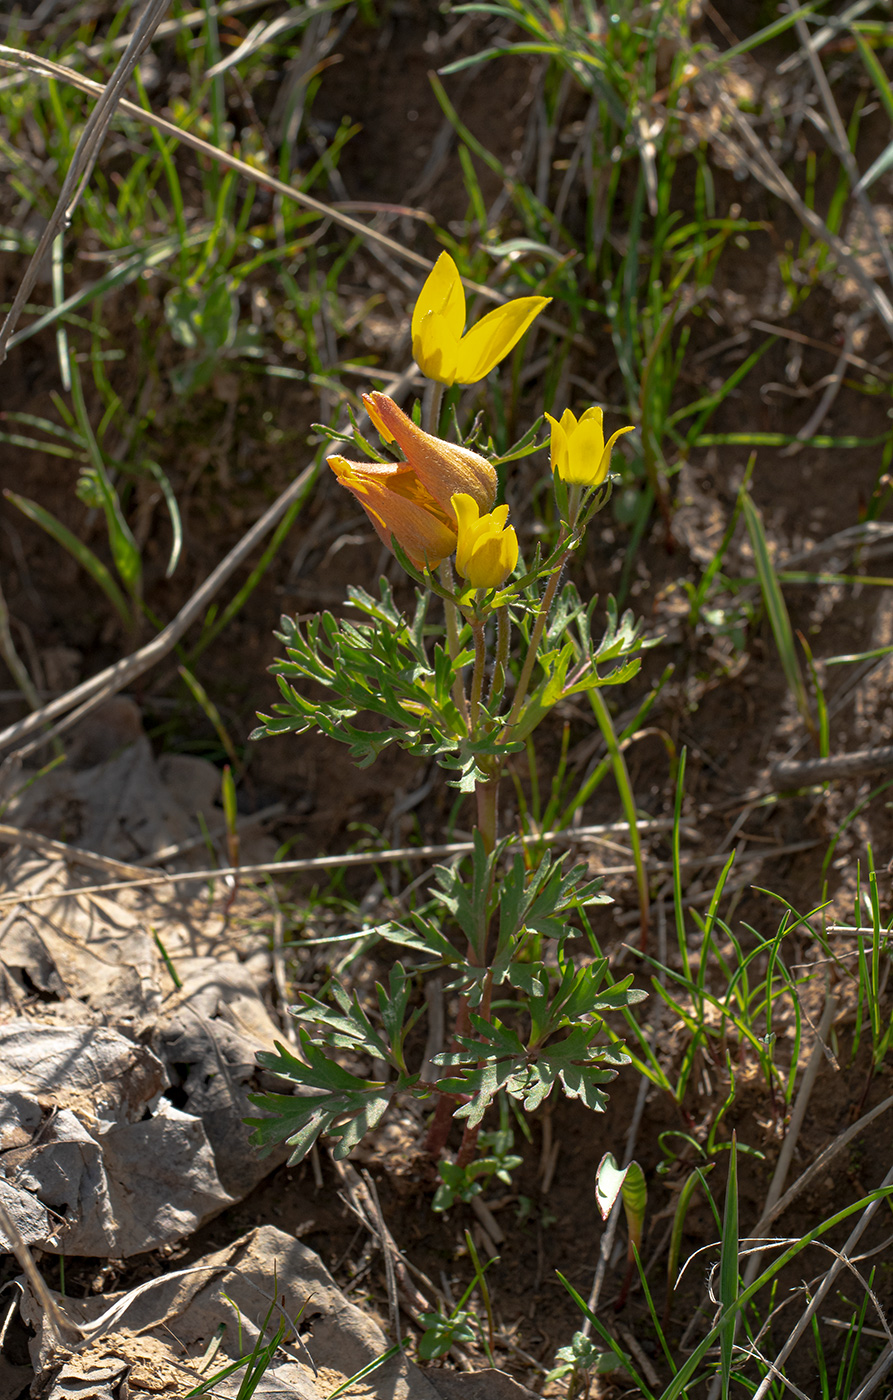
68 360 142 600
143 458 183 578
596 1154 647 1258
667 1166 716 1306
417 1308 475 1360
545 1330 630 1385
744 491 812 734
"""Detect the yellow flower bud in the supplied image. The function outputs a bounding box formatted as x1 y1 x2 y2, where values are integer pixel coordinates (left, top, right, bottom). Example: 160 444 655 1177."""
452 492 519 589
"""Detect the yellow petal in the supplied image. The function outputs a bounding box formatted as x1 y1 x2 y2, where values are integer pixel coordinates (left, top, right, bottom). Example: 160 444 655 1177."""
412 309 459 386
452 492 481 575
412 252 466 347
452 296 551 384
596 424 636 481
464 523 519 588
545 412 570 478
452 492 518 588
564 409 606 485
560 407 579 434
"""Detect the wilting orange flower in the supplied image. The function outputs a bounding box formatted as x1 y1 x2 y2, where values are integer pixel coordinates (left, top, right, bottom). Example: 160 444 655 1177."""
328 457 458 568
452 493 519 589
412 252 551 387
328 393 497 569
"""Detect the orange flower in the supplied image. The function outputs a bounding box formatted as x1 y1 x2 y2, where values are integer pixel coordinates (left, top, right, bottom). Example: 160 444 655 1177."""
328 393 497 570
328 456 457 569
363 392 496 517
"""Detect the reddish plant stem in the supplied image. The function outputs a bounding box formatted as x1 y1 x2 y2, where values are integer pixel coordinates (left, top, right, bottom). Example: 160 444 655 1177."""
423 980 473 1158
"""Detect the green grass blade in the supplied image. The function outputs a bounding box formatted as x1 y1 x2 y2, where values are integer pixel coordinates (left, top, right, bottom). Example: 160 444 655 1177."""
4 490 132 628
719 1135 739 1397
742 492 813 734
588 686 649 950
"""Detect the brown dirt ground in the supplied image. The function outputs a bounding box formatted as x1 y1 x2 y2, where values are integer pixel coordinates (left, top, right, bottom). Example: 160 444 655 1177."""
4 1 893 1394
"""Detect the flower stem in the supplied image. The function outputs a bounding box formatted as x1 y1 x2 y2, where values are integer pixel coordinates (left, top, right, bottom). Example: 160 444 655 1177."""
438 557 470 728
501 535 572 739
469 617 486 732
488 604 510 712
423 380 444 436
475 774 499 855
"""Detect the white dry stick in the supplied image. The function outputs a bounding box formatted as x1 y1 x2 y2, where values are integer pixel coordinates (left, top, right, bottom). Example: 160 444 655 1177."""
717 89 893 344
0 0 170 366
794 13 893 290
743 989 837 1291
0 820 700 910
0 461 316 763
0 1195 78 1349
0 48 581 352
849 1341 893 1400
752 1091 893 1239
751 1160 893 1400
705 991 838 1400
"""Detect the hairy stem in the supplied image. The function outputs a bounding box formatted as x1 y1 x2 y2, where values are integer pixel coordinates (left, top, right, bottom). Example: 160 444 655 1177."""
475 774 499 855
488 604 510 712
438 557 470 728
501 536 572 739
422 380 444 437
469 618 486 732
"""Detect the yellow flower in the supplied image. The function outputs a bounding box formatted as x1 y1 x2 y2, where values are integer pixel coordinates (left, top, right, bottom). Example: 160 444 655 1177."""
328 392 498 570
412 252 551 387
545 406 634 487
452 492 519 589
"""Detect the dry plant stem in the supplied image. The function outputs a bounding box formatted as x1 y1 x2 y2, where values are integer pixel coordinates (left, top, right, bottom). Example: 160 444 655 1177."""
851 1342 893 1400
794 14 893 291
0 461 316 760
0 51 587 352
0 45 432 285
0 1196 78 1348
717 89 893 342
706 994 837 1400
741 990 836 1292
751 1160 893 1400
752 1091 893 1238
0 835 816 910
0 0 170 366
770 744 893 786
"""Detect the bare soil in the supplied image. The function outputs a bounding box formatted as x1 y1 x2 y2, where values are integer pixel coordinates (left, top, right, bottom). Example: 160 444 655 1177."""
3 1 893 1394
